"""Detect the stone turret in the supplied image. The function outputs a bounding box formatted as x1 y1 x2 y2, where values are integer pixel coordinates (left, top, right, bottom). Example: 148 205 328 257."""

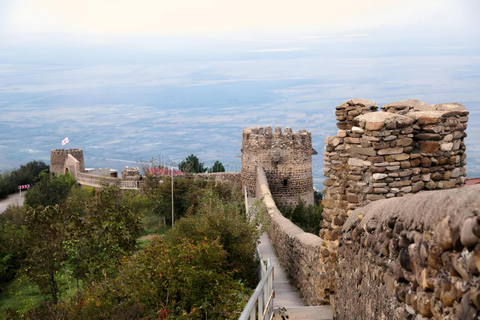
50 149 85 176
241 126 315 208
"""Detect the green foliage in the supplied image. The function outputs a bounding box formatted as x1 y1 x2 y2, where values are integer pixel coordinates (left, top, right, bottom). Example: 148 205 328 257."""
9 185 143 309
169 187 263 287
0 274 43 317
314 189 323 204
141 175 208 227
29 237 250 319
59 186 144 286
0 172 14 200
0 161 49 199
208 160 225 173
81 186 144 281
4 176 258 319
279 199 323 235
24 172 77 208
179 154 207 173
18 181 259 319
23 205 68 304
0 205 27 290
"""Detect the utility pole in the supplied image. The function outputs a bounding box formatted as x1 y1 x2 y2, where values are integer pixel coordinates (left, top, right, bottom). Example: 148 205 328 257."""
171 162 174 227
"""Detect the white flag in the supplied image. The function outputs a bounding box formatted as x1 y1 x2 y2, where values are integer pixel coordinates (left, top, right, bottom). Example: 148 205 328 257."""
62 137 69 145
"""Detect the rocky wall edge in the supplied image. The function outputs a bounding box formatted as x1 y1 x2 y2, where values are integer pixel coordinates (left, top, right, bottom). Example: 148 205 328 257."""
335 184 480 319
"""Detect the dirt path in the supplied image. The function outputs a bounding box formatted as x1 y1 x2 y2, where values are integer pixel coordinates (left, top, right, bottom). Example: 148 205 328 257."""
137 234 163 241
0 192 24 214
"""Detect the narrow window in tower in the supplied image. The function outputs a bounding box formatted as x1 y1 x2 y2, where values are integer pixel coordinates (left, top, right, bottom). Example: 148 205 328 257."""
283 179 288 187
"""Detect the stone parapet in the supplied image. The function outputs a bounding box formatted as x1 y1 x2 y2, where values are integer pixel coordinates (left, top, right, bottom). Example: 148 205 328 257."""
257 166 327 305
335 99 378 130
121 166 140 181
321 99 469 304
193 172 241 185
336 184 480 319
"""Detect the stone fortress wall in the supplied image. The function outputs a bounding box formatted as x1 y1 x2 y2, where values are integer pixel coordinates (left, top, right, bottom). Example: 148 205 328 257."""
50 149 240 190
49 149 141 189
336 184 480 319
320 99 469 303
243 98 477 318
194 172 241 185
255 166 325 305
241 126 315 208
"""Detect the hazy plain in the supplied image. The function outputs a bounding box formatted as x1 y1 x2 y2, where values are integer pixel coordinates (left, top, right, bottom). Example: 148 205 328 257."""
0 30 479 189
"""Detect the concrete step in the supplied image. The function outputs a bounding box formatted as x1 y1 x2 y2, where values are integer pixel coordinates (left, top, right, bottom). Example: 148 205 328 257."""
274 306 333 320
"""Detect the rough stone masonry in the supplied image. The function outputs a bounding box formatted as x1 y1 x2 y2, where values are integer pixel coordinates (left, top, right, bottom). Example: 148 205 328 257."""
241 126 316 208
336 183 480 319
321 98 469 306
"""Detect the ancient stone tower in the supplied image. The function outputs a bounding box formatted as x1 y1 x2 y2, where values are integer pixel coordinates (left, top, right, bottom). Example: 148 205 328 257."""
241 126 316 207
50 149 85 176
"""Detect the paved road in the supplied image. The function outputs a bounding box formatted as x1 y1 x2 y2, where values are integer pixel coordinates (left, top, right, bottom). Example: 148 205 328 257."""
0 192 25 213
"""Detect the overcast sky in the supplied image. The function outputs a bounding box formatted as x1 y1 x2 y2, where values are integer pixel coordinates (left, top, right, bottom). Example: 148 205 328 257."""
1 0 479 182
1 0 478 40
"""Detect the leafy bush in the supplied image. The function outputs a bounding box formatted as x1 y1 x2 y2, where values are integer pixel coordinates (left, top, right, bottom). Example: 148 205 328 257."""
4 177 260 319
169 187 264 287
50 237 251 320
0 205 27 290
0 161 49 199
279 199 323 235
24 172 77 208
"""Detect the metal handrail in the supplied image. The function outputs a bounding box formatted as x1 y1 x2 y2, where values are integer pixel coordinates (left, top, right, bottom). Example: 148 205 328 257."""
239 256 274 320
242 189 275 320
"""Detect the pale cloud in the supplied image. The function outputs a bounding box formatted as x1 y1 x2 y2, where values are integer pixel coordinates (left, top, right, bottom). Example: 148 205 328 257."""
2 0 477 37
248 47 307 53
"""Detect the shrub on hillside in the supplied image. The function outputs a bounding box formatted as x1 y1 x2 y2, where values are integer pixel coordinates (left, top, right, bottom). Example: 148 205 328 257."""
27 236 251 320
279 199 323 235
169 188 264 287
0 161 49 199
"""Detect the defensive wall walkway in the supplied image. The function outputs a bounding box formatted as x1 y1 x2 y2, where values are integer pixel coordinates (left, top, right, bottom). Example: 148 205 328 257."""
75 172 141 190
250 171 333 319
257 231 333 319
254 165 480 319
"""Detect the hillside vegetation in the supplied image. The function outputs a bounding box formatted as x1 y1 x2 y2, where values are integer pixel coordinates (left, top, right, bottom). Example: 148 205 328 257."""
1 170 264 319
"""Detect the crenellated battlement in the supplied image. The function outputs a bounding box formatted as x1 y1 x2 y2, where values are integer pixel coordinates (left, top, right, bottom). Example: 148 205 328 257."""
242 126 311 150
241 126 315 207
50 148 85 175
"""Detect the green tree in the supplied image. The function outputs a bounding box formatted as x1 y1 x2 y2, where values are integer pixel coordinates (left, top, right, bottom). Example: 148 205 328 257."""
208 160 225 173
23 205 68 304
170 187 264 287
179 154 207 173
0 161 49 199
279 199 323 235
141 176 206 228
9 161 49 188
0 205 27 289
33 237 250 320
24 172 77 208
0 172 14 199
314 189 323 205
81 186 143 281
